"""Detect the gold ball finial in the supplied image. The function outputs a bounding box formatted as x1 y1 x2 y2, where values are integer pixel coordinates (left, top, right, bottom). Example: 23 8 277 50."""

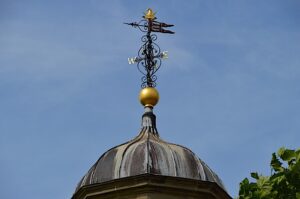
139 87 159 107
144 8 156 20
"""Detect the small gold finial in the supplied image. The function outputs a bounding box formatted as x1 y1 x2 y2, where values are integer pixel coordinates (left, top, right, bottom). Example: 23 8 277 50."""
144 8 156 20
139 87 159 107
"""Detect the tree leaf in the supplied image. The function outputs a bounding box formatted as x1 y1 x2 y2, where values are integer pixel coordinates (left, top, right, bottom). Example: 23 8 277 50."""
251 172 259 180
278 147 296 162
271 153 284 172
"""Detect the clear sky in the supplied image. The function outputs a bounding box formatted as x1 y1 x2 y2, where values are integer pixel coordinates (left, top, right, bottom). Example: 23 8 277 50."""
1 1 299 198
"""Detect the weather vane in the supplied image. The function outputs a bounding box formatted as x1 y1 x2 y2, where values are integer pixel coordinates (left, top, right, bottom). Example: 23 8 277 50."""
125 8 174 88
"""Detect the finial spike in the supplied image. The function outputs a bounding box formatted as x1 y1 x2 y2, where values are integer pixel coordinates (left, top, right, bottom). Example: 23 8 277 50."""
144 8 156 20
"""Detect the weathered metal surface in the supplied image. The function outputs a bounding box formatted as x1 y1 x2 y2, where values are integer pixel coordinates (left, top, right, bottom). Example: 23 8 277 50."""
75 110 225 192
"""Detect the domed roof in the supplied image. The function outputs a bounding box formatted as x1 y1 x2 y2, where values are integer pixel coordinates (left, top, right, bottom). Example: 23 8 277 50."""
75 108 225 192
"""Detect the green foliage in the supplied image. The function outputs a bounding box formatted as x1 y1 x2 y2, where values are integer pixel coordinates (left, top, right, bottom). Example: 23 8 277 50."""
238 147 300 199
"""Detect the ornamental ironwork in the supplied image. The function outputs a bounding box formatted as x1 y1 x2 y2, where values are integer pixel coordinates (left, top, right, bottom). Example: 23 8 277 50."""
125 8 174 88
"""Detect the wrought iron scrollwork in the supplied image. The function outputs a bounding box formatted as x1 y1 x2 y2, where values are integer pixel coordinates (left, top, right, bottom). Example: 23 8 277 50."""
125 9 174 88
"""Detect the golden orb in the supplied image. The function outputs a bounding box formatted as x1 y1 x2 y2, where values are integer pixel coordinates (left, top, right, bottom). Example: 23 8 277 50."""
139 87 159 107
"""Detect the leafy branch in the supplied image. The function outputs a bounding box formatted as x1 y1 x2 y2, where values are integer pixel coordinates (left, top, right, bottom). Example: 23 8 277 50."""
238 147 300 199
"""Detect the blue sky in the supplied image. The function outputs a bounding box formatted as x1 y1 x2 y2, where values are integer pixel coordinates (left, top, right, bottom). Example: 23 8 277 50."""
1 1 299 198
